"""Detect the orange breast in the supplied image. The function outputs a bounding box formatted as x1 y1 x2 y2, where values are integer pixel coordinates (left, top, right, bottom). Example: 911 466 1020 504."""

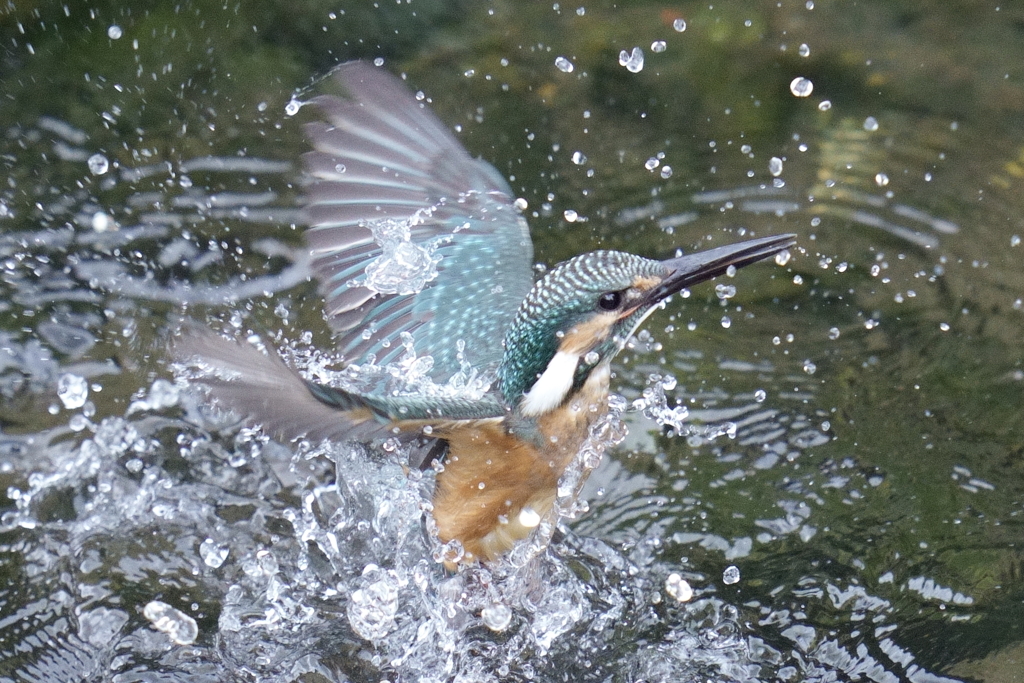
430 363 611 565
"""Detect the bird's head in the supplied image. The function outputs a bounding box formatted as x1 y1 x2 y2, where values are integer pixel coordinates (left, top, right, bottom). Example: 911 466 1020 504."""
497 234 794 417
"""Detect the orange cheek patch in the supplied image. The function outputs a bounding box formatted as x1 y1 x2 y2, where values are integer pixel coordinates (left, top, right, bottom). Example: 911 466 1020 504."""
557 313 618 355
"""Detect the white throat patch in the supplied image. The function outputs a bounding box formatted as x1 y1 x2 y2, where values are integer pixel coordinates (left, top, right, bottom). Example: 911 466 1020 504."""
520 350 579 417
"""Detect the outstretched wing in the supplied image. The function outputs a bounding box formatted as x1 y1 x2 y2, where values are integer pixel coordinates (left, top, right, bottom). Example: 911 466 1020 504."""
303 62 534 381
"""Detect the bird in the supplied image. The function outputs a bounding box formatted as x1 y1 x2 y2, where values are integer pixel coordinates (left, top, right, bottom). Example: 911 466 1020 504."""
175 62 795 567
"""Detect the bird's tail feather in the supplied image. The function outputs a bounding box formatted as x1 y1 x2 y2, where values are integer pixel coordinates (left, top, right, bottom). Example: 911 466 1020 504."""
170 327 386 443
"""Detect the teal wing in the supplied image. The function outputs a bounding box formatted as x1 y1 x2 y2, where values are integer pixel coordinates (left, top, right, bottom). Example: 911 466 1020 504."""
173 327 508 443
303 62 535 381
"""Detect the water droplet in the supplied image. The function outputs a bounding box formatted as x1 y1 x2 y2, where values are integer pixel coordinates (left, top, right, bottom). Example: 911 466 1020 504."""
563 209 578 222
584 350 600 365
1012 235 1021 247
715 283 737 299
673 18 687 32
644 157 660 170
723 565 741 585
107 25 122 40
464 68 476 78
818 99 832 111
518 506 541 528
481 603 513 631
864 116 879 131
660 165 673 179
618 47 644 73
651 40 667 53
793 274 804 285
514 197 528 211
363 214 444 296
665 573 694 602
373 57 385 67
875 172 889 186
199 538 229 568
57 373 89 409
347 568 399 641
774 249 792 266
91 211 113 232
828 327 840 340
87 153 109 175
803 359 817 375
754 389 767 402
284 98 301 116
143 601 199 645
798 43 810 57
571 150 587 165
720 316 731 329
939 322 950 331
768 156 783 176
790 77 813 97
555 56 574 73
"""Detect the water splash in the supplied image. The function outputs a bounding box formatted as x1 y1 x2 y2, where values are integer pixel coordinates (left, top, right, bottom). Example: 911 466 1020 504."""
554 56 575 73
287 332 494 407
790 77 814 97
143 600 199 645
361 209 443 296
0 361 966 683
618 47 645 73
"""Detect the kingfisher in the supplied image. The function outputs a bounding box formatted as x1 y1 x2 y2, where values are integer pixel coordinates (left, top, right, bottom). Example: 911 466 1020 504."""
176 62 795 566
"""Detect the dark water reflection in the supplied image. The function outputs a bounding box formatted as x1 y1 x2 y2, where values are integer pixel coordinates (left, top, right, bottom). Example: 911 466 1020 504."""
2 1 1024 681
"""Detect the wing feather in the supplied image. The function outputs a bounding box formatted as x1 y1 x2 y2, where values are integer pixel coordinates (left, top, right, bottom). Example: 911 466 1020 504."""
301 62 534 380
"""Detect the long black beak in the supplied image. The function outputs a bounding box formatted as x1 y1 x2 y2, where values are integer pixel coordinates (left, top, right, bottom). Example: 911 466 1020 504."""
650 233 796 303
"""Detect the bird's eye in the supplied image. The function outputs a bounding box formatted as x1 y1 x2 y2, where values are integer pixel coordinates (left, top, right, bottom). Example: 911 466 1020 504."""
598 291 623 311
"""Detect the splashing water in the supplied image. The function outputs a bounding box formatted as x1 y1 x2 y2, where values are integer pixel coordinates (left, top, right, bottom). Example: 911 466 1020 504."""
361 209 444 296
143 600 200 645
347 565 403 641
618 47 645 73
789 76 814 97
285 332 495 408
0 356 965 682
554 56 575 73
56 372 89 409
